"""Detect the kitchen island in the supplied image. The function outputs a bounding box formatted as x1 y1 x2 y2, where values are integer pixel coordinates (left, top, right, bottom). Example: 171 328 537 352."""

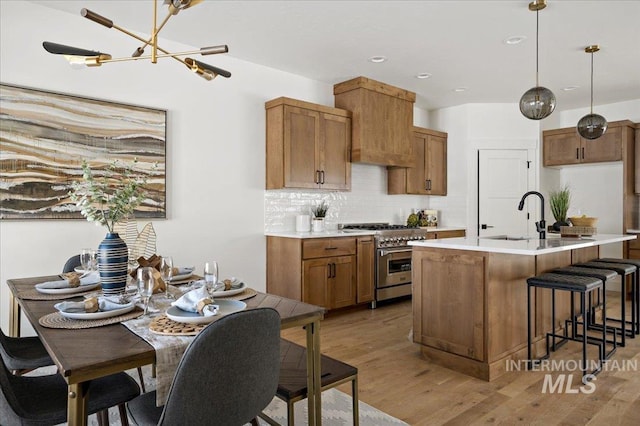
409 234 635 381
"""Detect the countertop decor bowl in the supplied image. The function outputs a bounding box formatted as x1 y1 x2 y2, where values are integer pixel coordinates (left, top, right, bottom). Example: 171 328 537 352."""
569 216 598 227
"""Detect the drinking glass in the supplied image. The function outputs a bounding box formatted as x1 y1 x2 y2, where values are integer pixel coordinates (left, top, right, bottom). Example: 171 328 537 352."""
80 248 92 271
137 267 155 315
88 249 98 272
204 261 219 297
160 256 174 299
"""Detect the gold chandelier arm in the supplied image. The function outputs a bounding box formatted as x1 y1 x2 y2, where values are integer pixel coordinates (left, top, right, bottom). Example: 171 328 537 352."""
96 48 223 65
133 9 173 57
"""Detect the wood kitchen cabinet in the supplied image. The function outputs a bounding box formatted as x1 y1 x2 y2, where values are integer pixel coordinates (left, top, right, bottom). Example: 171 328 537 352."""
333 76 416 167
267 236 364 310
387 126 447 195
426 229 466 239
266 97 351 190
543 120 634 167
356 236 375 303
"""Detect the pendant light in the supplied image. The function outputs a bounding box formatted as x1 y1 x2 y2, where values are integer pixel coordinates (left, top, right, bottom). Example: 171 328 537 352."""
577 45 607 140
519 0 556 120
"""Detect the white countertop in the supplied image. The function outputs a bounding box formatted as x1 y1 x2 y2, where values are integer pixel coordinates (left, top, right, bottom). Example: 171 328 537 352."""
626 229 640 234
409 234 636 256
265 227 465 239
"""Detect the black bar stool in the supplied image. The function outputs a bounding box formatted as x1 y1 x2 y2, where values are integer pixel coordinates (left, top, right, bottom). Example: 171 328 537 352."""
552 266 618 359
595 258 640 335
527 273 605 378
575 261 637 347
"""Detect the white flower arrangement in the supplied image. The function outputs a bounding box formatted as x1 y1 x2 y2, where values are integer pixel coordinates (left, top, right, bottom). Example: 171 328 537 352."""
70 159 150 234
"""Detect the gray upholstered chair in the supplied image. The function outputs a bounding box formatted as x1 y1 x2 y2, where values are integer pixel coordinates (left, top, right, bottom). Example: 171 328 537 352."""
127 307 281 426
0 354 140 426
63 254 82 273
0 329 53 376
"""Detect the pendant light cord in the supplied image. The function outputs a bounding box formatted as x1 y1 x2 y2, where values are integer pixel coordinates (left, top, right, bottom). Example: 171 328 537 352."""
590 51 594 114
535 9 539 87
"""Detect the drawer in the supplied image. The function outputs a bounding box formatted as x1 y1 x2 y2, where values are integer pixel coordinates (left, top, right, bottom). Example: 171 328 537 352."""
430 230 466 239
627 248 640 260
303 238 356 259
627 236 640 250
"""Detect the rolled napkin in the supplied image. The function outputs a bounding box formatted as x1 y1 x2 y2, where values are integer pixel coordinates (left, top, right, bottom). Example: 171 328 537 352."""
36 271 100 289
171 285 218 316
222 277 244 291
171 266 195 276
55 296 131 313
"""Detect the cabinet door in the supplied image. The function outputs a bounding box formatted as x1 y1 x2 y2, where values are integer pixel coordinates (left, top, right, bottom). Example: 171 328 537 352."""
543 131 581 166
356 237 375 303
283 105 320 189
320 113 351 190
582 125 622 163
406 133 428 194
302 258 330 308
425 135 447 195
331 255 357 309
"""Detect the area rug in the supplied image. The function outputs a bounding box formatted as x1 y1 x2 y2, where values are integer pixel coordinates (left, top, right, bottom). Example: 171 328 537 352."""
29 366 408 425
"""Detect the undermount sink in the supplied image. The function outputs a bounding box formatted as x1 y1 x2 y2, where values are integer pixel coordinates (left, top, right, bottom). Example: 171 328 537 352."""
481 235 533 241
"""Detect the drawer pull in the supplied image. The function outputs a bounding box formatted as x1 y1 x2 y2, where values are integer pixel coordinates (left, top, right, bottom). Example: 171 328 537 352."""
324 247 338 250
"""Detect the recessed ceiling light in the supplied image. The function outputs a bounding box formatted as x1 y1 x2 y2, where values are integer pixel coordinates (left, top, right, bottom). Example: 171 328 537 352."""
563 86 580 91
504 36 527 45
368 56 387 63
416 73 432 79
453 87 468 92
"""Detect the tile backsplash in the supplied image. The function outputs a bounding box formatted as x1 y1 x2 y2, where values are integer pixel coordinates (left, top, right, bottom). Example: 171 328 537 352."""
265 164 448 232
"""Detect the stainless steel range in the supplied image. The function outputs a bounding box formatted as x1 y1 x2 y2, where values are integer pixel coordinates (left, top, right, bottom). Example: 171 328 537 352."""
340 223 431 307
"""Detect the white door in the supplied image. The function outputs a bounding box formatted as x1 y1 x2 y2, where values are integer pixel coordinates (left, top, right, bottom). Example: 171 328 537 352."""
478 149 531 237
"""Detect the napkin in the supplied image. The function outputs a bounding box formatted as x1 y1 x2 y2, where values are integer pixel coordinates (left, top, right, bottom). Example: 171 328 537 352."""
172 266 195 276
37 271 100 289
222 277 244 290
56 296 131 313
171 285 218 316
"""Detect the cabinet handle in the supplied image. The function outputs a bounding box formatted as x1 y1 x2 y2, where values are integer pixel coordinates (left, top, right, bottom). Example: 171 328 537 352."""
576 148 579 160
320 170 325 184
324 247 338 250
315 170 321 184
581 147 585 159
332 263 336 278
425 180 429 191
426 179 432 191
327 264 332 278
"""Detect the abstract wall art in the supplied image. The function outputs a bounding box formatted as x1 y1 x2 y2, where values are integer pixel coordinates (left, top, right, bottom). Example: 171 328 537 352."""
0 83 166 220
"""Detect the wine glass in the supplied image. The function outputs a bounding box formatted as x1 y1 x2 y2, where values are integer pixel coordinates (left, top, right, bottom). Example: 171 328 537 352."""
204 261 219 297
80 248 92 272
137 267 155 315
160 256 174 299
88 249 98 272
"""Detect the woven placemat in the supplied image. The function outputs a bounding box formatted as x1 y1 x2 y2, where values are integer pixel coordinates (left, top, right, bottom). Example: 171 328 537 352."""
38 308 144 329
149 315 207 336
216 287 257 301
18 288 102 301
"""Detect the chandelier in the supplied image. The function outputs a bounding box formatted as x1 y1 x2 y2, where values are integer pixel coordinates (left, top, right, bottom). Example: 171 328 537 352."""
43 0 231 81
577 45 607 140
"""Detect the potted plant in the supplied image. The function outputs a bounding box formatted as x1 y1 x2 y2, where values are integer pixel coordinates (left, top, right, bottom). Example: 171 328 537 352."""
70 159 150 294
549 185 571 232
310 201 329 233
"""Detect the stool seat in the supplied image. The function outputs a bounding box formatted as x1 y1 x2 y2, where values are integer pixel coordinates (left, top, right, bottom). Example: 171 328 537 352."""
597 258 640 268
552 266 617 282
577 261 636 275
527 273 602 292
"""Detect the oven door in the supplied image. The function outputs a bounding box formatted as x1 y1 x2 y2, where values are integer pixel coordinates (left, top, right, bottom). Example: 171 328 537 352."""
377 247 412 288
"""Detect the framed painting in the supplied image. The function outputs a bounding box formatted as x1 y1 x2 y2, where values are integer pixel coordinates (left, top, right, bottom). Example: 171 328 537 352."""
0 83 166 220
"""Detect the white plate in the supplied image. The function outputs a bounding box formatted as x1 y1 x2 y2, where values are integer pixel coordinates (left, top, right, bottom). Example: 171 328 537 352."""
35 281 101 295
212 281 247 297
171 268 196 282
73 267 94 274
165 299 247 324
54 301 135 320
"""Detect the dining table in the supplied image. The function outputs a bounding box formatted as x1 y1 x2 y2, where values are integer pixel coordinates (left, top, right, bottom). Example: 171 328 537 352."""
6 275 326 426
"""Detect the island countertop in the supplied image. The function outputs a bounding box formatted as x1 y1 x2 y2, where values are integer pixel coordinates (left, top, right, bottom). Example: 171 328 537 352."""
409 233 635 256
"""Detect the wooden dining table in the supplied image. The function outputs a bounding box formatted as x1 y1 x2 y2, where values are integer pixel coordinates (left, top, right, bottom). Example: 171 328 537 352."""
6 275 326 426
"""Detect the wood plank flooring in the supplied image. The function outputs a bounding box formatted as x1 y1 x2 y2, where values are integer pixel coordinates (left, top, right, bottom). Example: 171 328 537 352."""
281 294 640 425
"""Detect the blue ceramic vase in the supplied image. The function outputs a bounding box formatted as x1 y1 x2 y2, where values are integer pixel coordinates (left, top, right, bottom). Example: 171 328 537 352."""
97 232 129 295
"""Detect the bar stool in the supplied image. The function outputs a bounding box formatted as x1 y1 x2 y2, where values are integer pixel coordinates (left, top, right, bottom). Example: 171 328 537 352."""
552 266 618 359
527 273 605 378
595 258 640 335
575 261 637 347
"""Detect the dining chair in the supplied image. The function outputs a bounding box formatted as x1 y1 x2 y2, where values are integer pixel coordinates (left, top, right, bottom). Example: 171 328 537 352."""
126 307 281 426
0 354 140 426
62 254 82 273
0 329 53 376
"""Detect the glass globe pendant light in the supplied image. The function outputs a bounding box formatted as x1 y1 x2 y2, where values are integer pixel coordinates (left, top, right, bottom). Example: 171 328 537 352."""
577 45 607 140
519 0 556 120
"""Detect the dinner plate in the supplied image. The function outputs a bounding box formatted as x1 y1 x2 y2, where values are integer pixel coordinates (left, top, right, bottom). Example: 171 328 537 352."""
74 267 94 274
35 281 101 295
171 268 196 282
54 301 135 320
212 281 247 297
165 299 247 324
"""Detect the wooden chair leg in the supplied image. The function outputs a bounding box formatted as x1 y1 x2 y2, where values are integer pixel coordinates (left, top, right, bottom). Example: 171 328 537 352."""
118 403 130 426
287 400 295 426
137 366 146 393
96 409 109 426
249 418 260 426
352 376 359 426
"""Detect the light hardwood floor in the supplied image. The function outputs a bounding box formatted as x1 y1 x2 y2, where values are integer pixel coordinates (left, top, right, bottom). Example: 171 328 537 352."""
281 295 640 425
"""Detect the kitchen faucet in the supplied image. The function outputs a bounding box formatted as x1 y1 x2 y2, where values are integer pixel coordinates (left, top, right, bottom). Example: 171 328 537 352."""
518 191 546 239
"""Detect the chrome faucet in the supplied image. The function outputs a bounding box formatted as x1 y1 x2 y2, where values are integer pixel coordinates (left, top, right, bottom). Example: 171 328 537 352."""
518 191 546 239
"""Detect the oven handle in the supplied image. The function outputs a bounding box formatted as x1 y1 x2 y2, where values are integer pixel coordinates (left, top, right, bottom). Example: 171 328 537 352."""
379 248 412 257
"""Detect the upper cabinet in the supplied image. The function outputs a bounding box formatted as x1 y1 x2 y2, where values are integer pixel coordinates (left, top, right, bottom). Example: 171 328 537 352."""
387 126 448 195
542 120 634 167
266 97 351 190
334 77 416 167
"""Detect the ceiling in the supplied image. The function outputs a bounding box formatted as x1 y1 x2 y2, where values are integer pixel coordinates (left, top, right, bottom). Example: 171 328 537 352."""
32 0 640 111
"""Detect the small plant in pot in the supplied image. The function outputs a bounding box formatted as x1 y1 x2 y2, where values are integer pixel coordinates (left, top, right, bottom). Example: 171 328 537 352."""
310 201 329 232
549 185 571 232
